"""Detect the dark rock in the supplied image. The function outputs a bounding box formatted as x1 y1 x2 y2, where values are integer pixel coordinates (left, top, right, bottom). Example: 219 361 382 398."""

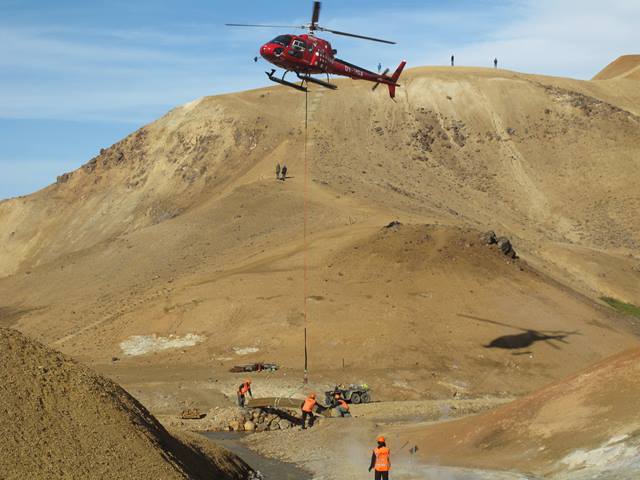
56 172 72 184
385 220 402 229
496 237 517 258
180 408 204 420
278 419 291 430
481 231 498 245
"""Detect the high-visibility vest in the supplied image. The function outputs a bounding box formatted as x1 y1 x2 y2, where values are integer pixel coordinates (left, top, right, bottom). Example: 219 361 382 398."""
337 399 349 411
374 446 391 472
302 397 316 412
239 382 250 394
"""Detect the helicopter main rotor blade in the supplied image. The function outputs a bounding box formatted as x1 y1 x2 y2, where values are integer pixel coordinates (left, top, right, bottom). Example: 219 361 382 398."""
225 23 306 29
317 27 396 44
311 1 321 29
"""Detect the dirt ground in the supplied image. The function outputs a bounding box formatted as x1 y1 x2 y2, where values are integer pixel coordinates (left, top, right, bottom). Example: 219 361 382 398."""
0 327 249 480
1 56 640 479
395 347 640 477
162 348 640 479
593 54 640 80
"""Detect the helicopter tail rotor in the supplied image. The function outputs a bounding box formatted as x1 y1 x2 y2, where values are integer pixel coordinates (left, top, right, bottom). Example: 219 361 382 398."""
372 68 390 91
388 60 406 98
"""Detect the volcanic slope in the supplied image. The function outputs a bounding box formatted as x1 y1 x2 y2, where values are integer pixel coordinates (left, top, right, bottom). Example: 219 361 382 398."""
394 347 640 479
593 54 640 80
0 65 639 404
242 347 640 480
0 327 249 480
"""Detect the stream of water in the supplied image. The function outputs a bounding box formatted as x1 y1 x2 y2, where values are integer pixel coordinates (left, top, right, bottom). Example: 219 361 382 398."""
202 432 541 480
201 431 312 480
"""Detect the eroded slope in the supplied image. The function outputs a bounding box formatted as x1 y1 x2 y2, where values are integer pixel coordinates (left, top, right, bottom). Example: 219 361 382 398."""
0 327 248 480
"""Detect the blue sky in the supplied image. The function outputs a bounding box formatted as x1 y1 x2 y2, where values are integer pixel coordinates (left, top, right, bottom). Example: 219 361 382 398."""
1 0 639 199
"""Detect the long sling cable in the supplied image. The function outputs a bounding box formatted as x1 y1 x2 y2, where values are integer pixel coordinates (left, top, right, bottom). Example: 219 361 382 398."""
303 88 310 385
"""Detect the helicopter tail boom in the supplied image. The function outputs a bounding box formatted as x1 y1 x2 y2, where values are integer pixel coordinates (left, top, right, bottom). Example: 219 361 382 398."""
387 60 406 98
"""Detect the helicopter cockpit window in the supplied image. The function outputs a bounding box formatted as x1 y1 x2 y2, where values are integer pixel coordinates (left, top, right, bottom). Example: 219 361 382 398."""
271 35 292 47
292 39 307 51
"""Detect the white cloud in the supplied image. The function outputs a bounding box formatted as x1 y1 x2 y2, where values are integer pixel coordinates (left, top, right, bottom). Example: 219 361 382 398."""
0 24 264 122
421 0 640 78
1 1 638 124
313 1 640 78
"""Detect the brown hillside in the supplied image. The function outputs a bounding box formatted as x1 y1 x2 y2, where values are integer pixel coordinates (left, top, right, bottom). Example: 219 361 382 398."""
0 327 248 480
0 66 639 408
593 55 640 80
246 347 640 479
395 347 640 477
1 222 637 406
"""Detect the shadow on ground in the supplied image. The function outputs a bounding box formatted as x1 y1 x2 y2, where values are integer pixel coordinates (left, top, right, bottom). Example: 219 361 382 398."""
458 314 580 351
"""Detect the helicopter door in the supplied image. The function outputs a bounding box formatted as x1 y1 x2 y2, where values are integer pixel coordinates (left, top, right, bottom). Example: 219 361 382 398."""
289 39 307 59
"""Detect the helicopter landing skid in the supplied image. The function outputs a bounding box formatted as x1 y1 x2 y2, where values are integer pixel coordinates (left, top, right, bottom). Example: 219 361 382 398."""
266 70 308 92
297 74 338 90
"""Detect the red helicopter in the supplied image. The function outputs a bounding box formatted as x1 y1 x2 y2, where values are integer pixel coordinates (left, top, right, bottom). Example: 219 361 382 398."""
226 1 406 98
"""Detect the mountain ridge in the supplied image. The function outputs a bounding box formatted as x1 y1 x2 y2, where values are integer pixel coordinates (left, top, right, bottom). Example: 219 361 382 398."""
1 63 639 407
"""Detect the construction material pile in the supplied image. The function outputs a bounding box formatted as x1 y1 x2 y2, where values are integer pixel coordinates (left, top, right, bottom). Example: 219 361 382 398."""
167 404 307 433
227 407 301 432
0 327 249 480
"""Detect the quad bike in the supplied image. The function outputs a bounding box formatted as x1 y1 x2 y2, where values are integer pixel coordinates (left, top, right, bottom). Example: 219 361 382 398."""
325 384 371 405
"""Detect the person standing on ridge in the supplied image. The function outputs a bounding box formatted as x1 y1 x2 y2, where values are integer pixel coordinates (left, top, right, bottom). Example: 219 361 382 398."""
451 54 455 66
237 379 252 407
369 436 391 480
494 57 498 68
281 164 288 181
378 62 382 73
276 162 281 180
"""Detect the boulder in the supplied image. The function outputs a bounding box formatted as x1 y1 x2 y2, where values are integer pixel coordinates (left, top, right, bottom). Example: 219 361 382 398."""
481 231 497 245
496 237 517 258
180 408 203 420
278 419 291 430
265 414 277 425
243 421 256 432
256 422 268 432
384 220 402 229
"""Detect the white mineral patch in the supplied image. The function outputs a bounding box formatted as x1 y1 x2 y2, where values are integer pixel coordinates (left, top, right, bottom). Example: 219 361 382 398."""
560 438 638 470
120 333 205 356
233 346 260 356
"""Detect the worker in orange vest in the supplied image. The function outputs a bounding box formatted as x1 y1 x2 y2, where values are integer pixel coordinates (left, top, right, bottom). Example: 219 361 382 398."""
332 393 351 417
369 436 391 480
301 392 324 429
236 379 252 407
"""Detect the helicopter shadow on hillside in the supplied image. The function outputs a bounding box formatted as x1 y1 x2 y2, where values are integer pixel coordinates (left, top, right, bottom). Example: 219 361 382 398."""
457 314 581 353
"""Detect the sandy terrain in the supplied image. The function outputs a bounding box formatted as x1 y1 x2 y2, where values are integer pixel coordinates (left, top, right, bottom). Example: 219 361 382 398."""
1 58 639 478
593 55 640 80
200 348 638 480
396 347 640 478
0 327 249 479
1 64 640 403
